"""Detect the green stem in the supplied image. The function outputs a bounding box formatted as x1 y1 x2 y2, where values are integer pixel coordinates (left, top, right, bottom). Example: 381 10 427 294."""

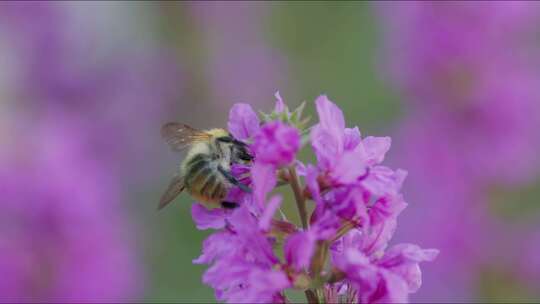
331 221 355 243
310 241 330 281
288 166 308 230
305 289 319 304
288 166 315 302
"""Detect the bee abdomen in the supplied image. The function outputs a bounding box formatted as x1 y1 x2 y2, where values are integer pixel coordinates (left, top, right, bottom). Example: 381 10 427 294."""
200 175 216 194
184 157 227 203
210 183 227 201
200 171 227 201
185 165 212 189
183 154 210 186
185 158 208 177
202 175 227 202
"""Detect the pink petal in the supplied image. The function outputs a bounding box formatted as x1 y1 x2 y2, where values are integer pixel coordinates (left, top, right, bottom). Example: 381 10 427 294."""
274 91 285 113
251 162 277 210
258 195 282 231
191 203 228 230
228 103 260 140
284 231 316 271
363 136 391 165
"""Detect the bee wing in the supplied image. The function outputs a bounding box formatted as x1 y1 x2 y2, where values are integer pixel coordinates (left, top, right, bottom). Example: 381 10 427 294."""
161 122 211 151
158 175 185 210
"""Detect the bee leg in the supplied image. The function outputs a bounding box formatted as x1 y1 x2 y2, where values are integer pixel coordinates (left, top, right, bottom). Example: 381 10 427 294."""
221 201 238 209
217 166 252 193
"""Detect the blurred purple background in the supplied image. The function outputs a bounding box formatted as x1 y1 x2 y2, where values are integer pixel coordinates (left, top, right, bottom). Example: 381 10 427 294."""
1 1 539 302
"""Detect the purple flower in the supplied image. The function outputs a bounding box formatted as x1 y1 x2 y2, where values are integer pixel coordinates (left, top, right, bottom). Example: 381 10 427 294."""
250 162 277 211
189 95 437 303
376 244 439 293
362 167 407 198
311 95 394 186
191 204 230 230
334 248 410 304
333 234 438 303
274 91 286 114
306 96 409 235
331 221 397 264
307 95 437 302
194 205 290 303
228 103 261 141
252 121 301 167
360 136 392 167
193 231 238 265
284 231 317 272
310 95 347 171
204 257 290 303
259 196 283 232
314 186 370 228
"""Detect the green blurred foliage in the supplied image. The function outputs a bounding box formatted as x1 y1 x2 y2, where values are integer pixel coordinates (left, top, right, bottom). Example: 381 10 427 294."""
269 2 401 131
478 268 540 302
490 183 540 223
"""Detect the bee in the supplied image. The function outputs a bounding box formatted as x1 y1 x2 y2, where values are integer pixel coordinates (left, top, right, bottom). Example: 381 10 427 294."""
158 122 253 210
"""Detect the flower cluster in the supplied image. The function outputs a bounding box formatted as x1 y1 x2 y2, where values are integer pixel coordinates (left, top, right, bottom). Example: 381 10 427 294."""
190 93 438 303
